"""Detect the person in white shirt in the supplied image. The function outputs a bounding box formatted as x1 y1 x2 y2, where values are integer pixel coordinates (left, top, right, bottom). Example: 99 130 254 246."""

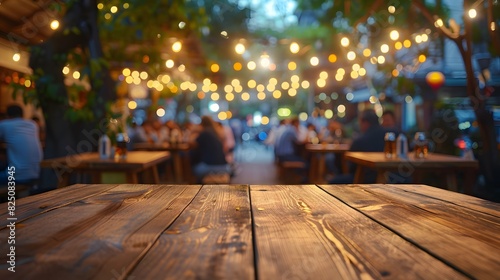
0 105 43 185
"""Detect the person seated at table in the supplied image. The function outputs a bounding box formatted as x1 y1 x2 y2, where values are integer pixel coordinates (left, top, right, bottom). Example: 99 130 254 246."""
274 117 308 181
329 109 386 184
381 110 400 134
0 104 43 187
190 116 231 183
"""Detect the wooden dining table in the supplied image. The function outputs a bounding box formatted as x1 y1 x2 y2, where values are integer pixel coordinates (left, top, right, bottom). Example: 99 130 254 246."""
344 152 479 194
133 142 192 183
305 143 350 183
40 151 170 187
1 183 498 279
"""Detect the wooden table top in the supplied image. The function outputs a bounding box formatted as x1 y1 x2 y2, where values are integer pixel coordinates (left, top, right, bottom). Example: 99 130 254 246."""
1 183 498 279
345 151 479 168
41 151 171 170
133 142 191 151
305 143 350 153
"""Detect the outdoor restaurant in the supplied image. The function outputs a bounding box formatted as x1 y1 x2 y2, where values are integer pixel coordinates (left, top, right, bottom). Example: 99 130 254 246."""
0 0 499 279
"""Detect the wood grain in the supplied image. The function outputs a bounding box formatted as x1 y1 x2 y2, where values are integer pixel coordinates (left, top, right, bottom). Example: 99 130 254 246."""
250 184 467 280
0 184 201 279
320 184 500 279
0 184 119 228
131 184 254 280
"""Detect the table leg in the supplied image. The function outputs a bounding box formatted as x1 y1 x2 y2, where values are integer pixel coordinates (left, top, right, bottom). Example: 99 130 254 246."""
151 166 160 184
340 153 349 174
353 166 365 184
463 169 477 195
127 172 139 184
376 169 388 184
445 171 458 192
172 152 183 183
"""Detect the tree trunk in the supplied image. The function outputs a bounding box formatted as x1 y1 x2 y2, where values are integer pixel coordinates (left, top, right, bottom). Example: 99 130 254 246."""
29 0 114 190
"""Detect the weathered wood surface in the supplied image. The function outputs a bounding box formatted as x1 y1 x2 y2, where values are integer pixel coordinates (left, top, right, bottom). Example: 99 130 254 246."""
320 184 500 279
131 184 254 280
250 185 467 280
0 184 499 279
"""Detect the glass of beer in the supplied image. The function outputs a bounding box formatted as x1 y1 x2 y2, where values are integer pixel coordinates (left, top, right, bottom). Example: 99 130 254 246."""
384 132 396 159
414 132 428 159
115 133 129 159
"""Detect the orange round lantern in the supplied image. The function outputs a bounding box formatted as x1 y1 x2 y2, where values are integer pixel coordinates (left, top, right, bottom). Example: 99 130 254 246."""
426 71 445 91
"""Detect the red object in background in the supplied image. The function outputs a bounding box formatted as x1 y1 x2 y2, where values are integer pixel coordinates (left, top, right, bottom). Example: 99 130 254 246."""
426 71 445 91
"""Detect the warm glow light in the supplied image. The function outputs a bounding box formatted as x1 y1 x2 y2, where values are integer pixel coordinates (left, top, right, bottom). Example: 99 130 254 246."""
209 83 218 92
392 69 400 77
235 43 245 54
224 85 233 93
403 40 412 48
319 71 328 80
491 22 496 31
211 63 220 73
290 42 300 54
317 79 326 88
97 3 104 9
110 6 118 13
12 53 20 62
421 34 429 42
247 61 256 70
388 5 396 14
211 92 220 101
248 80 256 88
241 92 250 101
257 92 266 100
377 56 386 64
337 104 346 113
288 88 297 96
288 61 297 71
156 108 166 117
273 90 281 99
62 66 70 75
218 112 228 120
234 62 242 71
435 18 444 27
347 51 356 61
380 44 389 53
261 116 270 125
73 71 81 79
226 93 235 101
165 59 174 68
123 3 130 9
340 37 350 47
395 42 403 50
418 54 427 63
281 81 290 90
310 56 319 66
468 9 477 19
161 75 171 84
122 68 131 76
350 71 359 79
390 30 399 40
256 84 265 92
363 49 371 57
50 20 60 30
415 35 422 44
128 100 138 110
172 41 182 52
197 91 205 99
358 68 367 76
260 54 271 68
178 21 186 29
301 80 310 89
328 54 337 63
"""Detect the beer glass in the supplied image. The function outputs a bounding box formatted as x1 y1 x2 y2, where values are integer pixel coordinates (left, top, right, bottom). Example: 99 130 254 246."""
384 132 396 159
414 132 428 159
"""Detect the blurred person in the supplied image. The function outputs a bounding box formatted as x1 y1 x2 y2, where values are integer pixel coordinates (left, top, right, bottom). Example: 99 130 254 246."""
274 117 307 163
31 116 46 147
319 120 343 143
0 105 43 185
151 119 168 143
305 123 319 144
381 110 399 133
217 122 236 163
329 109 386 184
190 116 231 183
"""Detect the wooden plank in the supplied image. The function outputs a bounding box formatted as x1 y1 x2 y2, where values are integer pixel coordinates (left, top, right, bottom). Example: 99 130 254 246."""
0 184 201 279
250 185 466 280
131 184 254 280
0 184 120 228
387 184 500 216
320 184 500 279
